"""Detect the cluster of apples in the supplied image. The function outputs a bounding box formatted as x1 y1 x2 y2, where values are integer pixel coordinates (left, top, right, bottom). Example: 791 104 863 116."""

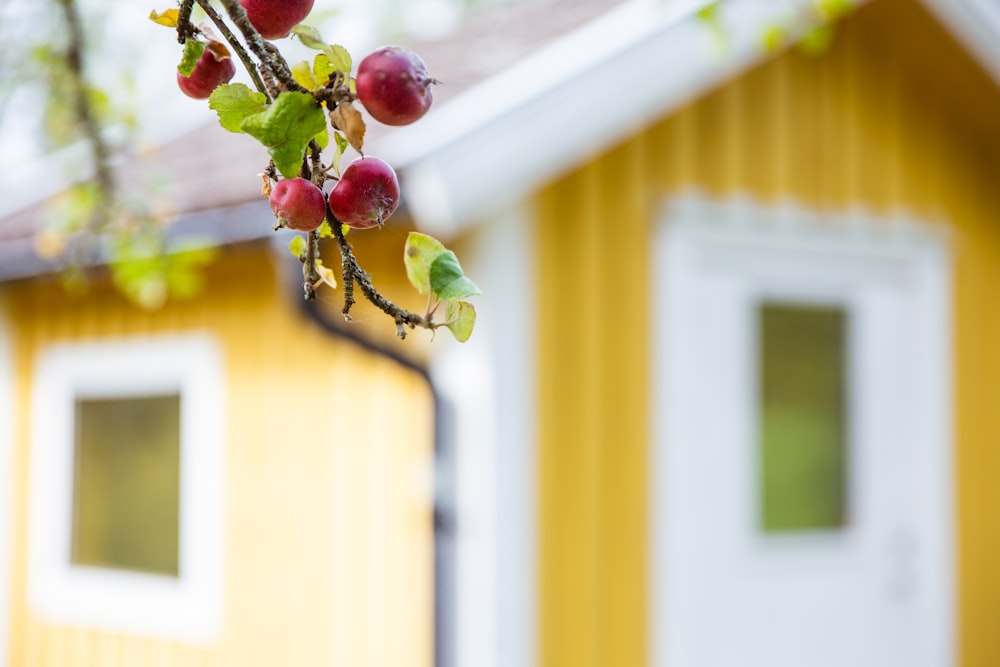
175 0 435 232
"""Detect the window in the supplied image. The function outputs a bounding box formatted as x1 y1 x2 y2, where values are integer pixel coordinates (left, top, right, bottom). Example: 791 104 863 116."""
28 335 224 643
758 303 848 533
72 395 181 575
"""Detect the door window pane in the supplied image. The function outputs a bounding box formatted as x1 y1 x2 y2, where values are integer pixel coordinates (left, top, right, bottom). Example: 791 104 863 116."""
72 395 181 576
758 304 847 533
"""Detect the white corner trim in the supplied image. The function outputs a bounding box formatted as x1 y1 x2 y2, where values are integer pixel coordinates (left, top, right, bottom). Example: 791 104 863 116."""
27 334 226 644
430 201 537 667
0 297 13 667
389 0 842 235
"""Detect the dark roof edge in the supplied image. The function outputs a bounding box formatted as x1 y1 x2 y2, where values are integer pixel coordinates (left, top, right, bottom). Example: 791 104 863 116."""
0 199 275 283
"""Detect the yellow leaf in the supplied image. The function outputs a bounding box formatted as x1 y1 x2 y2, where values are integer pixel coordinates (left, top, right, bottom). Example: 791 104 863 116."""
315 260 337 289
329 102 366 153
149 9 179 27
291 60 318 91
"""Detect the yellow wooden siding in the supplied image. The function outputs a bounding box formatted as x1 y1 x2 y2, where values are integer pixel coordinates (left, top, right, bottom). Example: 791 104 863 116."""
3 245 434 666
535 0 1000 665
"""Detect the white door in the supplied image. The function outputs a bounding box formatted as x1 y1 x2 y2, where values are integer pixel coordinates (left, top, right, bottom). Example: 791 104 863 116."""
653 199 954 667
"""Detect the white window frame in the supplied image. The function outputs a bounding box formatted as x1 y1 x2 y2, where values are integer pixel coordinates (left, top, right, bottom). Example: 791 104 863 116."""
28 334 225 644
651 194 954 667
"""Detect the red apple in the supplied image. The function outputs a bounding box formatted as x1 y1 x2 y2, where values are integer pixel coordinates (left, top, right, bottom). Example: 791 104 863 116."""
270 177 327 232
177 48 236 100
356 46 434 126
327 157 400 230
239 0 314 40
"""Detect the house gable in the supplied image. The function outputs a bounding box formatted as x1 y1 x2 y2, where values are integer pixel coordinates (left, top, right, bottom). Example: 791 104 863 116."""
388 0 1000 236
530 0 1000 664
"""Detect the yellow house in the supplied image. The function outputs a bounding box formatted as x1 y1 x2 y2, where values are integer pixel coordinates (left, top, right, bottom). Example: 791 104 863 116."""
385 0 1000 666
2 0 1000 665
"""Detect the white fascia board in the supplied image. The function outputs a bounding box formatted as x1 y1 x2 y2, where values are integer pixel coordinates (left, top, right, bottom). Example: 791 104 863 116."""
919 0 1000 85
386 0 839 237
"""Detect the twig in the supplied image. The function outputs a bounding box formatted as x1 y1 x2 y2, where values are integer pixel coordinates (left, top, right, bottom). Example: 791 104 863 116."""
329 211 432 339
57 0 114 235
176 0 196 43
216 0 307 93
193 0 270 99
303 229 321 300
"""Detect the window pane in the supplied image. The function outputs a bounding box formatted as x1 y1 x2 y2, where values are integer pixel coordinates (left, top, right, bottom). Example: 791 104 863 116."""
759 304 847 533
72 395 181 576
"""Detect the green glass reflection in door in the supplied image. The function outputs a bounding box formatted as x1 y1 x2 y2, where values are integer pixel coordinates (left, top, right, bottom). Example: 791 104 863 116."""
759 303 847 533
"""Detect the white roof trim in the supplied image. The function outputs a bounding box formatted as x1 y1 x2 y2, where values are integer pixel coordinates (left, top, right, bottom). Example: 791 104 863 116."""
920 0 1000 84
387 0 1000 236
386 0 842 236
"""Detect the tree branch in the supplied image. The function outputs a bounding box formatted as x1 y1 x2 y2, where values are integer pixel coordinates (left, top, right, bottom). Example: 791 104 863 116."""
56 0 114 233
329 211 432 339
193 0 270 99
176 0 196 43
216 0 306 93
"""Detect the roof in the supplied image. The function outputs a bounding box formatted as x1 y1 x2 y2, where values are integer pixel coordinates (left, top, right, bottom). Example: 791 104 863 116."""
2 0 999 280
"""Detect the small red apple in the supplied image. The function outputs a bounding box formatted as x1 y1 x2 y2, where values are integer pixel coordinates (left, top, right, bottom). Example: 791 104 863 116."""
270 177 327 232
177 48 236 100
327 157 400 230
356 46 435 126
239 0 314 40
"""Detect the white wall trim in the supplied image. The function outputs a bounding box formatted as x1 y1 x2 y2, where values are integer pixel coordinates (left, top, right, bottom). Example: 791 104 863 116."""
0 297 14 666
651 193 954 666
27 334 226 644
430 201 537 667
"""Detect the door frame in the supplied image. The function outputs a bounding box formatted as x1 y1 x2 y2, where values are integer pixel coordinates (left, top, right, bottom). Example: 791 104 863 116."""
651 195 955 666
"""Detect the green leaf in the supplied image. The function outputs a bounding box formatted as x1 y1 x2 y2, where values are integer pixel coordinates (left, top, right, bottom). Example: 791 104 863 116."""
178 39 205 77
240 91 326 178
444 301 476 343
404 232 447 296
816 0 854 20
290 24 326 50
209 83 268 133
799 24 834 54
330 130 349 175
761 24 787 52
289 235 307 257
313 126 329 150
291 60 317 90
313 53 335 84
430 251 481 301
324 44 352 75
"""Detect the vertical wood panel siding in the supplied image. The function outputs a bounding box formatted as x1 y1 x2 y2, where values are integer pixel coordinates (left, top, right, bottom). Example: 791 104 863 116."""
535 0 1000 664
5 246 434 666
